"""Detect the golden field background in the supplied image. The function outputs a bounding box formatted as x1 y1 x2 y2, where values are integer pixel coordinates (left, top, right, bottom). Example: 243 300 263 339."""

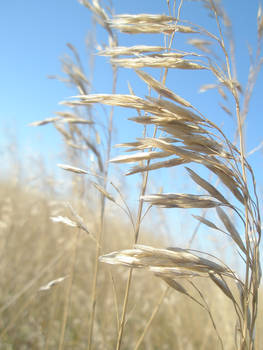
0 177 262 349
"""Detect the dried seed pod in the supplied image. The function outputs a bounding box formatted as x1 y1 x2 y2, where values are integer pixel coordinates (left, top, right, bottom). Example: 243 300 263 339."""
216 207 246 253
141 193 222 209
57 163 88 174
99 45 165 56
135 69 192 107
110 151 171 164
29 117 61 126
126 158 188 175
99 244 232 276
186 167 229 204
112 57 206 69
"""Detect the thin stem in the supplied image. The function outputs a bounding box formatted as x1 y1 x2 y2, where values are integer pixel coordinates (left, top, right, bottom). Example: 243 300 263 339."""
211 2 254 347
190 281 224 350
87 65 117 350
134 286 169 350
116 165 150 350
115 269 133 350
58 229 79 350
235 97 250 350
110 181 136 232
116 4 182 347
110 272 121 331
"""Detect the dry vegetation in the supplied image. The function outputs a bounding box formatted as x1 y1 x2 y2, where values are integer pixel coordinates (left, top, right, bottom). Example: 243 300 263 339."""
1 0 263 349
0 181 261 349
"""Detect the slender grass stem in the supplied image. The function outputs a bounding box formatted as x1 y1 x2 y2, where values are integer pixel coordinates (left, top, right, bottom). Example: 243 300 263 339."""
116 167 150 350
87 65 117 350
134 286 169 350
58 229 79 350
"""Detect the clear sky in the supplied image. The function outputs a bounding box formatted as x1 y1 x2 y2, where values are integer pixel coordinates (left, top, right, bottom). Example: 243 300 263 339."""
0 0 262 267
1 0 262 203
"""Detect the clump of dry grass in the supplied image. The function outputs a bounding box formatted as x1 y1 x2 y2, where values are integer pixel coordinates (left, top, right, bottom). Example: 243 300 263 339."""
25 0 263 349
31 2 119 347
3 180 256 349
58 1 262 349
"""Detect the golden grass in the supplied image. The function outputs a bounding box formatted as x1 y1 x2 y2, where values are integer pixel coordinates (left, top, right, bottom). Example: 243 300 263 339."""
0 182 262 349
7 0 262 349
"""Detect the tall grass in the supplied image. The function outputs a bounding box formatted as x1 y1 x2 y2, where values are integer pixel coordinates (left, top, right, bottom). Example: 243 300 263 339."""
0 180 262 349
60 1 262 349
2 0 262 349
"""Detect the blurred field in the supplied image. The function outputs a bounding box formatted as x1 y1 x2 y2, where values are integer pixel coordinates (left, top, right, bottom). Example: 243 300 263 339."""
0 180 261 350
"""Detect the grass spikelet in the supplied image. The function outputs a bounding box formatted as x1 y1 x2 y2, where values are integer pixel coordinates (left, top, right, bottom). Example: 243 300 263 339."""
91 181 115 203
109 14 197 35
151 266 202 278
208 273 236 302
111 14 175 25
54 123 72 140
61 117 93 124
126 157 188 175
144 96 204 121
186 167 229 204
39 276 69 292
66 94 152 110
135 69 192 107
159 277 188 294
141 193 222 209
192 214 223 232
206 165 245 204
99 45 165 56
199 83 218 93
112 56 207 69
57 163 89 174
219 103 232 117
110 151 171 164
29 117 61 126
50 215 78 227
216 207 246 254
100 244 232 276
188 38 212 51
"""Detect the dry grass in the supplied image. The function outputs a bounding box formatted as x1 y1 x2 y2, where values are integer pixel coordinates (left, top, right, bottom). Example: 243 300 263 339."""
65 1 262 349
2 0 262 349
0 181 262 349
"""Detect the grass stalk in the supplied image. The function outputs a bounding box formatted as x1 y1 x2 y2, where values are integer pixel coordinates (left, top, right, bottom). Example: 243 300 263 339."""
211 3 260 346
24 1 262 348
115 3 184 345
116 167 149 350
87 65 117 350
134 286 169 350
58 229 80 350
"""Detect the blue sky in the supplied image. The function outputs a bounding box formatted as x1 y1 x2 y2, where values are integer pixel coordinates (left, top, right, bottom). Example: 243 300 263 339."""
1 0 262 167
0 0 262 264
1 1 262 221
1 1 91 167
